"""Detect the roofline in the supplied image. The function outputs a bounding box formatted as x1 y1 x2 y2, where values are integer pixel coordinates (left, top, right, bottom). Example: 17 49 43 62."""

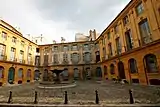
96 0 133 41
0 20 37 46
38 40 95 46
0 0 133 47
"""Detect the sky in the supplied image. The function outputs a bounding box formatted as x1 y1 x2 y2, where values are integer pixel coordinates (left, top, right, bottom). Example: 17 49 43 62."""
0 0 130 44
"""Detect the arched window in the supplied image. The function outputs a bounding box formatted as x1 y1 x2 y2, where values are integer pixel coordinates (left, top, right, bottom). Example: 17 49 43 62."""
84 52 91 63
144 54 158 73
110 64 115 75
0 66 4 78
96 67 102 77
71 53 79 64
129 58 138 73
18 68 23 78
62 68 68 76
27 69 31 78
74 68 79 79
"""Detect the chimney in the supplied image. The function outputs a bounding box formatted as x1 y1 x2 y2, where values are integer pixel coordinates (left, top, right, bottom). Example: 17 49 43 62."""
93 29 96 40
89 30 92 37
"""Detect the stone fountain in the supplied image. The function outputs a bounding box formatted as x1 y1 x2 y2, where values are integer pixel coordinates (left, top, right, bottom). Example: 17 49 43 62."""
38 69 76 89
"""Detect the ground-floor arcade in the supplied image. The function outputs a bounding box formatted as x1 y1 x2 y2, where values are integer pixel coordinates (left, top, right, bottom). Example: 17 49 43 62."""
39 64 104 82
0 62 36 86
102 41 160 85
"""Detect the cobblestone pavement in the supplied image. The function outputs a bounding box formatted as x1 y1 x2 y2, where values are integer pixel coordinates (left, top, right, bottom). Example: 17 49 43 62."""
0 80 160 104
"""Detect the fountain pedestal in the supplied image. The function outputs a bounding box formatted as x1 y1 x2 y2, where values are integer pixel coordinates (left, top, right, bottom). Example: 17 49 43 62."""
38 69 76 89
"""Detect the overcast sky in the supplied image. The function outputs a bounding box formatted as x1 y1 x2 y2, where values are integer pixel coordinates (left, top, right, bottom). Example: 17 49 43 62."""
0 0 130 44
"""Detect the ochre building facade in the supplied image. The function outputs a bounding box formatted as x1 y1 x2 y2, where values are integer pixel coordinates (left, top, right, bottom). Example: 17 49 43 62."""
0 0 160 86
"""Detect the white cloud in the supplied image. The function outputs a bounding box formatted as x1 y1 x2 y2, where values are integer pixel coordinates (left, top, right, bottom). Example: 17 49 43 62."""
0 0 130 44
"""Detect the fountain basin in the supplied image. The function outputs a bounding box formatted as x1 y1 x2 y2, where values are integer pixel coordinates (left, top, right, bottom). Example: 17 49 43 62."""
37 81 77 89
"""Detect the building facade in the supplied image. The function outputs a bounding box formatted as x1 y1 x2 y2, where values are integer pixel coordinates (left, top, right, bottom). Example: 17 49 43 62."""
97 0 160 85
0 20 38 86
0 0 160 86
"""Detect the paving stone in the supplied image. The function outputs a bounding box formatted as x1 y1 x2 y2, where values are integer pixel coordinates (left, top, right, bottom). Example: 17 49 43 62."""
0 81 160 104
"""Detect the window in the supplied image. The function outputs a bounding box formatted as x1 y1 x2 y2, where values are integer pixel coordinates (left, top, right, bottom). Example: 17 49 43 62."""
12 37 17 44
27 69 31 78
10 47 16 61
103 48 106 58
83 52 91 63
86 67 91 79
2 32 7 40
125 30 134 51
63 53 68 63
53 54 58 64
139 19 152 45
136 2 144 15
35 56 40 66
18 68 23 78
0 66 4 79
144 54 158 73
72 45 78 51
21 41 25 47
28 45 32 51
53 46 58 51
63 45 68 51
115 37 121 55
108 43 113 57
84 44 89 50
95 51 100 63
110 64 115 75
71 53 79 64
104 66 108 75
129 59 138 73
102 38 106 45
0 44 6 60
43 54 48 65
123 15 129 25
74 68 79 79
28 53 32 64
19 50 24 63
95 43 99 49
107 32 110 40
114 25 118 34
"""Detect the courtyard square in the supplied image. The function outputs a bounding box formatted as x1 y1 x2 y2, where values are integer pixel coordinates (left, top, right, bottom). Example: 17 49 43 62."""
0 81 160 105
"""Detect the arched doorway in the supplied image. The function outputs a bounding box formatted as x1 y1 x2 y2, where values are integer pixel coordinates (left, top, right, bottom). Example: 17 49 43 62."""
27 69 31 82
144 54 158 73
0 66 4 86
144 54 159 85
96 67 102 78
8 67 15 84
73 68 79 80
128 59 138 74
86 67 91 80
128 58 138 83
118 61 126 79
43 69 48 81
110 64 115 75
34 70 40 81
104 66 108 80
62 68 69 81
18 68 23 84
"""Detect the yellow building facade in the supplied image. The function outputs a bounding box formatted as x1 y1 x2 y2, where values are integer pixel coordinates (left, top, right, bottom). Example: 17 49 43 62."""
97 0 160 85
0 20 38 86
0 0 160 86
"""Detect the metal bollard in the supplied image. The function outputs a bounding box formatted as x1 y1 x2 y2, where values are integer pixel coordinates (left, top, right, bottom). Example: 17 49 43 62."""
34 91 38 104
95 90 99 104
129 89 134 104
7 91 12 103
64 91 68 104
